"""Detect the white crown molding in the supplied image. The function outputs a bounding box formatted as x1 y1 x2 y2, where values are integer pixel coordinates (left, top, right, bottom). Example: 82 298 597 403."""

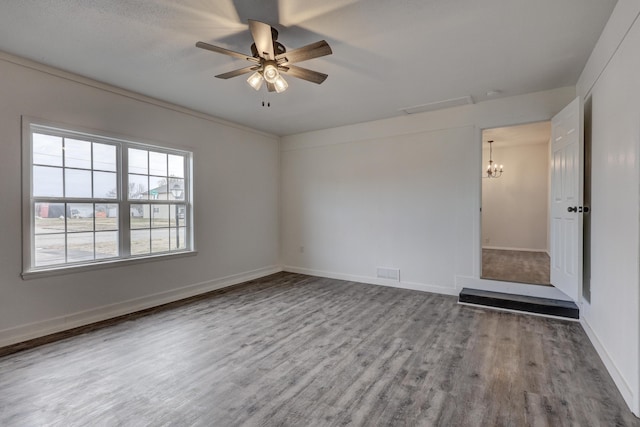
0 50 278 141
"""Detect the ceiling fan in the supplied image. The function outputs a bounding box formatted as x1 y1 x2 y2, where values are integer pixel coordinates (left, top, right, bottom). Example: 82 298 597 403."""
196 20 332 93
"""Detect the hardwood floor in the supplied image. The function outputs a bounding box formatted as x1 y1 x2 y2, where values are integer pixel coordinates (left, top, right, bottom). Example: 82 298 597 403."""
0 272 637 426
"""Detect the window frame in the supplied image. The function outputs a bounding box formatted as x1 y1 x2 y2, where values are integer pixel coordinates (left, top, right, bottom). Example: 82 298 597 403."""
21 117 195 279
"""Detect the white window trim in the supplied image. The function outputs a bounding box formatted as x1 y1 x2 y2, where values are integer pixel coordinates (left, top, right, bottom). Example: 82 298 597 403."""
21 116 196 279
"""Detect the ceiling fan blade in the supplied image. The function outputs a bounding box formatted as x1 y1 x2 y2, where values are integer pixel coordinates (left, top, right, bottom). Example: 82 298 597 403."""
266 82 276 92
248 19 275 60
275 40 332 64
215 66 259 79
196 41 259 63
280 65 328 84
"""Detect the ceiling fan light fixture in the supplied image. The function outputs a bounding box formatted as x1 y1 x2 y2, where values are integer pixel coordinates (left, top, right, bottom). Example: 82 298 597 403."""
273 75 288 93
263 63 279 83
247 71 264 90
196 20 332 94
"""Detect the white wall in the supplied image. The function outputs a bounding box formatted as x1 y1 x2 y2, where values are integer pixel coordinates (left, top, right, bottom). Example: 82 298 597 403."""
282 125 476 293
0 53 281 346
281 87 575 295
482 142 549 252
2 6 636 415
575 0 640 415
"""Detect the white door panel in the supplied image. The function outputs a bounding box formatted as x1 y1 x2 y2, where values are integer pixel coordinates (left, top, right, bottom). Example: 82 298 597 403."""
550 97 582 302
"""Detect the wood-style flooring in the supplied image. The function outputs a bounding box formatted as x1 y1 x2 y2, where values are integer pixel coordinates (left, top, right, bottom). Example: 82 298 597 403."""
482 249 551 286
0 272 637 426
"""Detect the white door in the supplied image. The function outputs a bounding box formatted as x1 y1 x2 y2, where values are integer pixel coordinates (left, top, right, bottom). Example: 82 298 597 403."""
550 97 582 302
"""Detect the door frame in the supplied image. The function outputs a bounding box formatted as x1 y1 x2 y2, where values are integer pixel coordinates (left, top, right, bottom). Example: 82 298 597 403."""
462 119 578 302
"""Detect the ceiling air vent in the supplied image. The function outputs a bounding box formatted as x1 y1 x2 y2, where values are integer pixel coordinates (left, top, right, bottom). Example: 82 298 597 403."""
400 95 474 114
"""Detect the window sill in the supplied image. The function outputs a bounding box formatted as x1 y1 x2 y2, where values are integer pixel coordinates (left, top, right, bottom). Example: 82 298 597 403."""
21 250 198 280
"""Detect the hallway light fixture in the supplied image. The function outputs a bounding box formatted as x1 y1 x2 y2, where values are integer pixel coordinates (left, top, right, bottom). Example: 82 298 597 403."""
485 140 504 178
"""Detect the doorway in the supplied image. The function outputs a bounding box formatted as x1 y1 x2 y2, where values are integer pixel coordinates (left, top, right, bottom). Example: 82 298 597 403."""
481 121 551 286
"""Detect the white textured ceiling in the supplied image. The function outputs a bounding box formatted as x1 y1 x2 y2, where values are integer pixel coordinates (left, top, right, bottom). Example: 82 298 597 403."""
0 0 616 136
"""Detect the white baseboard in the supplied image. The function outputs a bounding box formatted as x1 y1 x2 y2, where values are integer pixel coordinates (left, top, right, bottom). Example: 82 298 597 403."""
0 265 282 348
580 316 638 416
482 246 548 253
283 265 459 296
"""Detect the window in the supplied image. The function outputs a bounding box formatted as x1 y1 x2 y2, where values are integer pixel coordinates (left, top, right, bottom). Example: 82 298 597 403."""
23 120 193 276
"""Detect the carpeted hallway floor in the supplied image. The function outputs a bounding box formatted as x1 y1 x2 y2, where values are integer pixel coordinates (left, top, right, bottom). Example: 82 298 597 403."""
481 249 551 286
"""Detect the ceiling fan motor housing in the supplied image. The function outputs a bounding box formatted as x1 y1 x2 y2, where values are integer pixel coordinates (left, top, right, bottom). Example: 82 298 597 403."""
251 41 286 58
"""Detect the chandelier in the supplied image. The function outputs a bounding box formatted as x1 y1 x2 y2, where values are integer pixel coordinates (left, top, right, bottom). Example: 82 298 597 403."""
485 140 503 178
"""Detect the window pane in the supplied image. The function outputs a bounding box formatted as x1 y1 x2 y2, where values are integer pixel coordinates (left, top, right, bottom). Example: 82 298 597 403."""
130 204 149 229
169 204 186 227
152 204 170 228
68 203 93 219
129 148 148 175
168 154 184 178
128 174 148 200
34 233 66 266
35 203 66 233
94 171 117 199
68 203 94 232
33 166 63 197
95 231 118 259
151 228 169 253
65 169 92 198
168 179 185 200
149 176 168 200
93 143 116 172
28 124 191 271
131 229 150 255
171 227 187 250
96 204 118 231
33 133 63 166
64 138 92 169
149 151 167 176
67 232 95 262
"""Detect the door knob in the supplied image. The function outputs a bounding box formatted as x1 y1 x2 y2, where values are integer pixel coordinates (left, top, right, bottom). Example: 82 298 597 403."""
567 206 577 212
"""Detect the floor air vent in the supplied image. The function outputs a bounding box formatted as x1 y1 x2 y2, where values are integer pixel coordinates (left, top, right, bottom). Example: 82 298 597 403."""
376 267 400 281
